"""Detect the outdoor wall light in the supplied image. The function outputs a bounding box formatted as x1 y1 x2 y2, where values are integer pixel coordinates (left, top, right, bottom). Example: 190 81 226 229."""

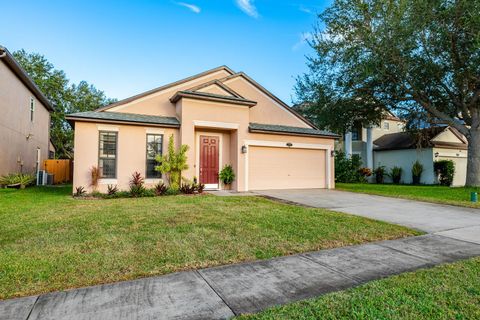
241 145 247 154
331 150 335 157
435 152 440 158
286 142 293 147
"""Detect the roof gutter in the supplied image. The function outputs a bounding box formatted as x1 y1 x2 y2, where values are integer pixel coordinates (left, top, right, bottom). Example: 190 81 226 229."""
65 116 181 128
249 127 340 139
0 46 54 112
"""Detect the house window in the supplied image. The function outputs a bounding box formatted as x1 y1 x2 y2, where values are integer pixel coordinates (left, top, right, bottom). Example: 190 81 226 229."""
30 97 35 122
383 121 390 130
351 123 362 141
146 134 163 178
98 131 117 178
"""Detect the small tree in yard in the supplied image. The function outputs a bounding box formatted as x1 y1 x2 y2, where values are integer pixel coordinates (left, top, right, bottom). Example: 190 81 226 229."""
155 135 189 190
295 0 480 186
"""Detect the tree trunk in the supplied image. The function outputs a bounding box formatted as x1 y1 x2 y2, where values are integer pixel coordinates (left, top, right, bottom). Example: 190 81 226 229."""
466 128 480 187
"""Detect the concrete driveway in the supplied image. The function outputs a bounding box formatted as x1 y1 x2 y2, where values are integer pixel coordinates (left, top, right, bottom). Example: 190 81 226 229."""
254 189 480 243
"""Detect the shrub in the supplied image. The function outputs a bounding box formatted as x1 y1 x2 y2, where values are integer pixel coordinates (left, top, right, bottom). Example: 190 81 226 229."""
154 182 167 196
219 165 235 185
165 187 180 196
129 171 146 197
90 166 100 190
0 173 36 188
180 183 196 194
389 166 403 184
196 183 205 194
155 134 189 190
74 186 86 197
411 161 423 185
107 184 118 196
334 151 364 183
358 167 372 179
374 166 386 184
434 160 455 186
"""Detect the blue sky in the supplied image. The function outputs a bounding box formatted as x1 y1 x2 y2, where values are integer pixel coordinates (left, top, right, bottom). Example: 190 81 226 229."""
1 0 332 104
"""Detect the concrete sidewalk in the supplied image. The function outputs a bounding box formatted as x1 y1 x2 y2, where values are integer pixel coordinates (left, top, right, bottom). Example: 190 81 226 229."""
2 234 480 320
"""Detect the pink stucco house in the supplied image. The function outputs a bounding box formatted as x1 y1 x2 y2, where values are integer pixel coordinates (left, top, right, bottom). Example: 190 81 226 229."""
66 66 338 192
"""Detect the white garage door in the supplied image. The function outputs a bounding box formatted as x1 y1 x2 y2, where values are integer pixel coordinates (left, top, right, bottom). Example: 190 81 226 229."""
248 146 327 190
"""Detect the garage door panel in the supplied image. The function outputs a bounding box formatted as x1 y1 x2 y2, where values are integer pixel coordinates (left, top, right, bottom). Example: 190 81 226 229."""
248 146 326 190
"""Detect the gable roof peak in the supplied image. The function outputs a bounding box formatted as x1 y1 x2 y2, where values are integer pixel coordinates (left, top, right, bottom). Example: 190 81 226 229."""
96 65 236 112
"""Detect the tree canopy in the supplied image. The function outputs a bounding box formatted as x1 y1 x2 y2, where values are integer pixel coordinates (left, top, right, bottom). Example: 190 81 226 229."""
295 0 480 186
13 50 116 159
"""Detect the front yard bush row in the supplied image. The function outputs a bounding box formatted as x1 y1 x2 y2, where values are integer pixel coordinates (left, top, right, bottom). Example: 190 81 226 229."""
335 153 454 186
75 171 205 199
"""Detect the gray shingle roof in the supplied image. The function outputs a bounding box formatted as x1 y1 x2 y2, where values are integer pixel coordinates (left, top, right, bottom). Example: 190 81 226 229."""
66 111 180 127
249 123 339 138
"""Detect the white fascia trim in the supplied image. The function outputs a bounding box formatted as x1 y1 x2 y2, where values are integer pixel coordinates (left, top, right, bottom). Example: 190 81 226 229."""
109 69 229 112
185 98 250 109
97 125 119 132
145 128 165 134
244 140 331 150
223 77 308 128
243 139 333 190
193 120 239 130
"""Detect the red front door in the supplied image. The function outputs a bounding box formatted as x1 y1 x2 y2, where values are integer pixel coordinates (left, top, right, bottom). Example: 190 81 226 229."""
200 135 219 185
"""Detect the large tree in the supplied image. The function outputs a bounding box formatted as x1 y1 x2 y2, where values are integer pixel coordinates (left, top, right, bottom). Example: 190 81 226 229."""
295 0 480 186
13 50 116 159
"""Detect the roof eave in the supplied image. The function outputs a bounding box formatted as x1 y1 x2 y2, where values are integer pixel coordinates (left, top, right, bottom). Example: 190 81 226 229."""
249 127 340 139
170 92 257 107
221 72 318 129
96 65 236 112
0 46 54 112
65 116 181 128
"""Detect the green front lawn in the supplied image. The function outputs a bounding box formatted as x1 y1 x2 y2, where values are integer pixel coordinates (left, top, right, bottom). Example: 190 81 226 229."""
0 186 418 300
238 257 480 319
337 183 480 208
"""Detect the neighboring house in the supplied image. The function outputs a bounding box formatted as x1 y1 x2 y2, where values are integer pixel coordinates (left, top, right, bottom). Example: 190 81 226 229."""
338 112 405 168
66 66 339 192
374 126 468 186
0 46 53 176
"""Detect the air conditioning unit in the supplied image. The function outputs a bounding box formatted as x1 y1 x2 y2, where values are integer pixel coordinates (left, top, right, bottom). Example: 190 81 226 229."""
37 170 48 186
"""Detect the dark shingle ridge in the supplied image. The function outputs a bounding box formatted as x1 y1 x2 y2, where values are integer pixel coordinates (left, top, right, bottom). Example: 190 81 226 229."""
66 111 180 126
249 123 339 138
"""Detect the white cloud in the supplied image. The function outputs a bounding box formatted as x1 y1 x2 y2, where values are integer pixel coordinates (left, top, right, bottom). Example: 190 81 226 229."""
292 32 313 51
176 2 201 13
299 5 312 14
236 0 259 18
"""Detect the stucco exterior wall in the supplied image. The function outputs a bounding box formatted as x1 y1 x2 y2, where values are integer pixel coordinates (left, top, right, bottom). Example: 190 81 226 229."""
0 61 50 176
72 122 178 193
107 69 232 117
223 76 309 128
374 148 435 184
434 147 467 187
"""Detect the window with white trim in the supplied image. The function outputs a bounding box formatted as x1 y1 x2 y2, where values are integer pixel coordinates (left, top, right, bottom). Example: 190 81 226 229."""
146 134 163 178
98 131 117 178
383 121 390 130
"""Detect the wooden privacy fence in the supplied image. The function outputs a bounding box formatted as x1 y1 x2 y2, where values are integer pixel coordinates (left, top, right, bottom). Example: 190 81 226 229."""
43 159 73 184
